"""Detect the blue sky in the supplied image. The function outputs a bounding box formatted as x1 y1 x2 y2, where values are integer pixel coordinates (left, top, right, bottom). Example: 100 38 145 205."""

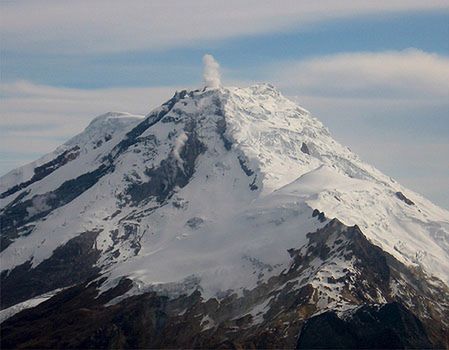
1 1 449 208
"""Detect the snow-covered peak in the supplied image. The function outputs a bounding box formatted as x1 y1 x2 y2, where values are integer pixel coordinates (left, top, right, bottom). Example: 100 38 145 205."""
87 111 143 127
0 111 143 195
65 111 143 147
1 82 448 304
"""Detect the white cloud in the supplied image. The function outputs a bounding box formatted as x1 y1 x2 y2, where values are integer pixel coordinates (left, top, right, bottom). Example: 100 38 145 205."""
0 81 181 126
1 1 448 54
0 81 181 166
274 49 449 100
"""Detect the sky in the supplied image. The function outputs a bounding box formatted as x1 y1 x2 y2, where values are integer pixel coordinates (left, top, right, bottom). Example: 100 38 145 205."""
1 0 448 208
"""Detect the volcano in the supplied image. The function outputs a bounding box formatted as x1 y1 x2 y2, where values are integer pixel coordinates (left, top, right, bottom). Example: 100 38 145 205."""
1 81 448 348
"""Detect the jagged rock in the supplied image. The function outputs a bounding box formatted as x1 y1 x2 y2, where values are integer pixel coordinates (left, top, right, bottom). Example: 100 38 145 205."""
300 142 310 155
395 191 415 205
297 303 433 349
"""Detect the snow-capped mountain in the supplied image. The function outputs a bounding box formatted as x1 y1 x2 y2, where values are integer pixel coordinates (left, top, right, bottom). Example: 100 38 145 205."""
1 84 448 348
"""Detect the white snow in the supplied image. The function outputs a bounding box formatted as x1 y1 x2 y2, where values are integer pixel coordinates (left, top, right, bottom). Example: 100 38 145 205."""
246 296 274 325
200 314 215 330
0 288 62 323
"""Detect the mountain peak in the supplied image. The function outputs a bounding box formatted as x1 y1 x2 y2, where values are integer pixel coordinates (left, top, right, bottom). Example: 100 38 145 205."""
87 111 144 127
1 80 449 347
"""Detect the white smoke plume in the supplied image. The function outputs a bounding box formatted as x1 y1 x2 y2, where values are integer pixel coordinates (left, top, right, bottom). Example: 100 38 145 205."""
173 131 188 172
203 54 221 89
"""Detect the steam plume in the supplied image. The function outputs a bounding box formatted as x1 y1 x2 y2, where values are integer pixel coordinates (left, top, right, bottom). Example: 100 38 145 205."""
203 54 221 89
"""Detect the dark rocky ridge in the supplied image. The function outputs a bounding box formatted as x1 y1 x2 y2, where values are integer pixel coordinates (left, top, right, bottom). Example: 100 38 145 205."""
1 230 101 309
0 164 109 252
126 121 206 205
396 191 415 206
2 219 448 349
297 303 433 349
0 146 80 200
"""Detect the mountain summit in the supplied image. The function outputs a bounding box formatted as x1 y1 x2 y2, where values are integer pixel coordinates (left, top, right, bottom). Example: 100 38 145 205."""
1 82 449 348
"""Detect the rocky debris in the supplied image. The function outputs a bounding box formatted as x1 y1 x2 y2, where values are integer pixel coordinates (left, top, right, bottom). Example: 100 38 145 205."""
312 208 326 222
249 176 259 191
300 142 310 155
238 156 254 177
395 191 415 206
237 155 259 191
185 217 204 229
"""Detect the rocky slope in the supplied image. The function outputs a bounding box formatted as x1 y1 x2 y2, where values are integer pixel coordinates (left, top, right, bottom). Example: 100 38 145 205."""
1 84 448 348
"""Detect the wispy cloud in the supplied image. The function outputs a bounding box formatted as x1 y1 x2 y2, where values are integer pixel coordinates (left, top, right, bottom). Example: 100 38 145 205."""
1 1 448 54
0 81 180 162
274 49 449 101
